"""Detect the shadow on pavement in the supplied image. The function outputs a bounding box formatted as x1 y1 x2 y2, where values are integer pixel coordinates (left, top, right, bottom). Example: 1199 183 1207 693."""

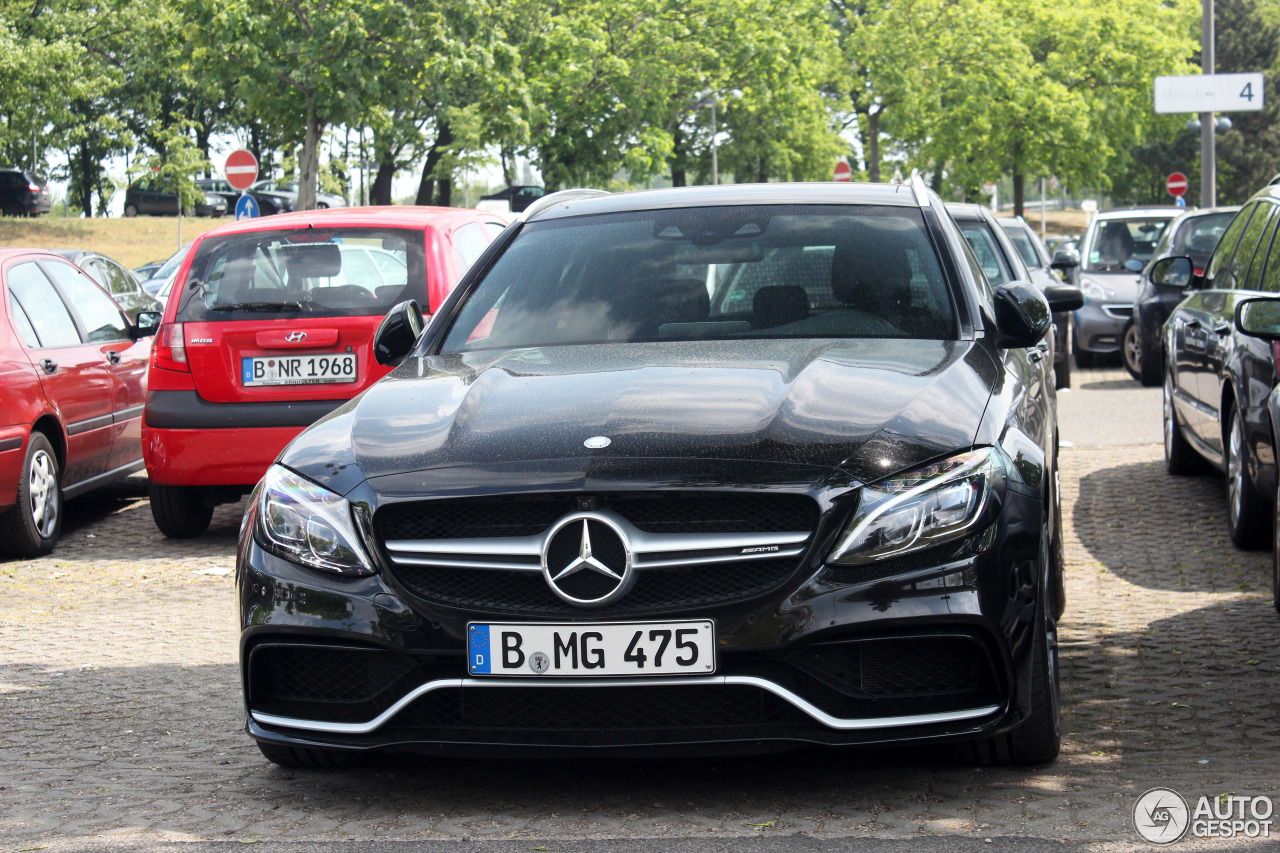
1071 459 1268 593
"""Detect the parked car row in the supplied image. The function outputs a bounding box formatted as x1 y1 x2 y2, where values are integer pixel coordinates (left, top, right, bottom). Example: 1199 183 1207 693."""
1143 181 1280 613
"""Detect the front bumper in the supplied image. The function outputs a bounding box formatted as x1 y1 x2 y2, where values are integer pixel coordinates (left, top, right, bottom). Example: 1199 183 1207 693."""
237 485 1046 754
1074 301 1132 354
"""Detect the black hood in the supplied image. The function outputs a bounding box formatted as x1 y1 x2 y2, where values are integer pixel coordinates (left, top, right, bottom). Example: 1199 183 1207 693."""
282 339 1000 495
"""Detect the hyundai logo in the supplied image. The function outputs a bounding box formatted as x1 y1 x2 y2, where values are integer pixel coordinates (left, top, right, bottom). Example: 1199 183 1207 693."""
285 331 307 343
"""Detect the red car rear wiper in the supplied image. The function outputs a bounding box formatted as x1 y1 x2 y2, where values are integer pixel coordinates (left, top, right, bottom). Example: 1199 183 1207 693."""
210 301 303 312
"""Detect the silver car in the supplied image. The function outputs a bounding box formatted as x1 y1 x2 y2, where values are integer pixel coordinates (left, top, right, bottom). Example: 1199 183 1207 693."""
1073 208 1178 366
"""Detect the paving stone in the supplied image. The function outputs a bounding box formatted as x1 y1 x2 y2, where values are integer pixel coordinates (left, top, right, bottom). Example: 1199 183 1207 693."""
2 368 1278 850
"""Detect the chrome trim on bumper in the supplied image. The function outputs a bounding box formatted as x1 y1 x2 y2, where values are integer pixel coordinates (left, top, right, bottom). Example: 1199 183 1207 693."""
250 675 1001 736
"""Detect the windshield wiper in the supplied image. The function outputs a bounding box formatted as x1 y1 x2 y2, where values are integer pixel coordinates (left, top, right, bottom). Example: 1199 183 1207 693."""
210 301 303 312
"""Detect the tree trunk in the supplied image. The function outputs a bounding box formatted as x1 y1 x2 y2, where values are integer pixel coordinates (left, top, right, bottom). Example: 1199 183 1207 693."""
866 110 882 183
297 99 322 210
501 146 516 186
438 178 452 207
670 129 687 187
415 121 453 205
78 142 93 217
931 160 946 194
1013 170 1025 219
371 160 395 206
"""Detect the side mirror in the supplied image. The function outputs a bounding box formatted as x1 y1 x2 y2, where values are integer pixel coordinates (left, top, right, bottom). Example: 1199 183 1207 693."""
1124 258 1145 273
992 281 1052 348
1235 297 1280 340
1044 284 1084 312
373 299 425 366
1150 256 1193 291
133 310 162 339
1049 248 1080 271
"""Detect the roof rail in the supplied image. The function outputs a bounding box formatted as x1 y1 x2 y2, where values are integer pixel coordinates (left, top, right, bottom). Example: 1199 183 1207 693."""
908 174 932 208
519 188 611 221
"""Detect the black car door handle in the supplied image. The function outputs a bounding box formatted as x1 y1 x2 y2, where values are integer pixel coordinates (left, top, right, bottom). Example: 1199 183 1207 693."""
1028 350 1043 363
1213 324 1231 336
105 350 122 365
40 359 57 374
1184 319 1202 330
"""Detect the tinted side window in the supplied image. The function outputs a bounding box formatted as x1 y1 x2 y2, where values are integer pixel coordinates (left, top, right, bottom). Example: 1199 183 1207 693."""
1224 203 1275 290
1205 205 1257 285
7 262 82 347
1245 208 1280 291
101 260 136 295
42 261 129 342
958 224 1013 284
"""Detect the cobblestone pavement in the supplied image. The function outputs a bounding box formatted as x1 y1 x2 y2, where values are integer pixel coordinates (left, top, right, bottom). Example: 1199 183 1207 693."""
2 366 1279 851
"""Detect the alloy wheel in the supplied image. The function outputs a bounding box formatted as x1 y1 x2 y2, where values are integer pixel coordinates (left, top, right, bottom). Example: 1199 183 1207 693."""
28 449 58 539
1122 325 1141 377
1228 411 1246 527
1163 376 1174 460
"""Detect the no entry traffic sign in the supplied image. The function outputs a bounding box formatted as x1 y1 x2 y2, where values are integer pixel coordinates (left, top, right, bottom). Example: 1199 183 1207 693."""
833 160 852 182
225 149 259 191
1167 172 1189 198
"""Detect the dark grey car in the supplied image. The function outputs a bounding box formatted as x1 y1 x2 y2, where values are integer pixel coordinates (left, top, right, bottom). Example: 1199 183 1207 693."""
1000 217 1080 388
49 249 162 321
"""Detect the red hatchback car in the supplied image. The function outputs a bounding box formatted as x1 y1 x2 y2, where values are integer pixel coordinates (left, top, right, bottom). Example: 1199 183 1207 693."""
1 250 153 557
142 205 509 537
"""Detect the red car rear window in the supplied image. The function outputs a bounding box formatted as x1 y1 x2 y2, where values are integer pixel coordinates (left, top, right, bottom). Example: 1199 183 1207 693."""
174 228 427 322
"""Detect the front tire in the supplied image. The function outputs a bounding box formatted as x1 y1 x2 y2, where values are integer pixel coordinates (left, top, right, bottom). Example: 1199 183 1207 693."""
149 483 214 538
4 202 26 217
960 531 1061 766
123 203 138 217
1138 332 1163 387
1225 405 1269 550
0 433 62 558
1122 323 1142 380
1164 372 1205 476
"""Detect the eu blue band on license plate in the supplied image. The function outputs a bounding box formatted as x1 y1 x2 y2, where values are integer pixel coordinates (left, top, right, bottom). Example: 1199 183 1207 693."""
468 624 492 674
241 359 254 384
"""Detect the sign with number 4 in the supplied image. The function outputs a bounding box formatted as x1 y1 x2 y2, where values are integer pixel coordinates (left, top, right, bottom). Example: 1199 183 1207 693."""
1154 73 1265 114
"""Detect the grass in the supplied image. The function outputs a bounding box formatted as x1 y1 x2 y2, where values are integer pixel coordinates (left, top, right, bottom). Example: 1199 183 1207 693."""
0 215 233 270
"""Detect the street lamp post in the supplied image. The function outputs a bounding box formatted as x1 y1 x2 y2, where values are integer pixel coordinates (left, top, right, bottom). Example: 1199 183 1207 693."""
1201 0 1215 206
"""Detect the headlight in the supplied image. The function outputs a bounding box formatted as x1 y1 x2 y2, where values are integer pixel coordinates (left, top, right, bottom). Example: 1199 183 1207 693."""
255 464 375 576
827 448 1005 565
204 193 221 205
1080 278 1114 301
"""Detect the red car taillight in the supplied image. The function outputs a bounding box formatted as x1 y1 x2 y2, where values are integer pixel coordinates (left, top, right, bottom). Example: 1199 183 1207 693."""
1194 268 1205 276
27 183 40 193
152 322 188 372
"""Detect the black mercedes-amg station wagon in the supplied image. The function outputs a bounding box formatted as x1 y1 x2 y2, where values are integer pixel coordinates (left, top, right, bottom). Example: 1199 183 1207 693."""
236 179 1082 768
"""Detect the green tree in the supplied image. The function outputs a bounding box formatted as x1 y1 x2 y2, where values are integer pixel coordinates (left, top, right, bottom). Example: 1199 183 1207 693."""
183 0 413 209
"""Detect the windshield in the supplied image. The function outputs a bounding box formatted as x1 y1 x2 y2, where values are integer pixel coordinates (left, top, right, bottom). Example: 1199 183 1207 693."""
441 205 957 352
1084 217 1172 272
957 223 1014 285
1003 227 1044 269
174 227 424 322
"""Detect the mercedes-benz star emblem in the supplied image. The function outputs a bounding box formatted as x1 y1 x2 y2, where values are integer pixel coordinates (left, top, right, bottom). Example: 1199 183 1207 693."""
285 331 307 343
584 436 611 449
541 512 634 606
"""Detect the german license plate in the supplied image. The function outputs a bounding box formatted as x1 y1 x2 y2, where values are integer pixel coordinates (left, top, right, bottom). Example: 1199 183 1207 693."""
467 620 715 677
241 353 357 386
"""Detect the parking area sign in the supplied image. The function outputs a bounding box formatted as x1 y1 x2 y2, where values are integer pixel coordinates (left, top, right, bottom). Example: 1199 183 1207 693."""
1155 73 1264 114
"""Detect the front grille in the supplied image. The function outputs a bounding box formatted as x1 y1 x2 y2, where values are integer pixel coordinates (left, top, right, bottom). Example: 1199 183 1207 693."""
394 685 811 731
392 557 800 617
792 636 999 701
380 492 819 616
378 492 817 540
